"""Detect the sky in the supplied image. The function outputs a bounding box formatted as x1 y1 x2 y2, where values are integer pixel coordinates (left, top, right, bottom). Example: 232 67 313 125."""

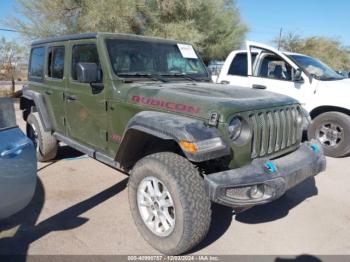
236 0 350 47
0 0 349 47
0 0 18 41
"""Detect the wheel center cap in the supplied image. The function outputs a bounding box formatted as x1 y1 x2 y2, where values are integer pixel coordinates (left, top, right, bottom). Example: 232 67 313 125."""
326 130 337 140
154 202 160 210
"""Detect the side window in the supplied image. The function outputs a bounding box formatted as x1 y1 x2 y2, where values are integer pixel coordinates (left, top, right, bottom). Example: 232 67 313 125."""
228 53 248 76
29 47 45 80
228 53 257 76
258 54 292 81
48 46 65 79
0 98 16 130
71 44 101 81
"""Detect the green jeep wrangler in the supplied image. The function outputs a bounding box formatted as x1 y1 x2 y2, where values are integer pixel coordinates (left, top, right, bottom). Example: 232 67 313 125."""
20 32 326 255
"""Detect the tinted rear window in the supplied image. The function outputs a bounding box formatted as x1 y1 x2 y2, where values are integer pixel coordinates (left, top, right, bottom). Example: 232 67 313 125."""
0 98 16 130
29 47 45 80
228 53 257 76
48 46 65 79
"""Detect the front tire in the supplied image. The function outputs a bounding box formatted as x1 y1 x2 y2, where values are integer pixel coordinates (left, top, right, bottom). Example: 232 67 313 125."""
308 112 350 157
128 152 211 255
26 112 58 162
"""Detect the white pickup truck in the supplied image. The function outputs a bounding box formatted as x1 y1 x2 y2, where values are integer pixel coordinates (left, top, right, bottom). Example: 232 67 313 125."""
217 41 350 157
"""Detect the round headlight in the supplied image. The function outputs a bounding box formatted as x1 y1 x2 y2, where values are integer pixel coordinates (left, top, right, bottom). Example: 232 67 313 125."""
300 107 311 131
296 108 304 124
228 117 242 140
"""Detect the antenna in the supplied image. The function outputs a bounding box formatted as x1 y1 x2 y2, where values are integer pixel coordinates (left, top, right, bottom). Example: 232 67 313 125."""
278 27 283 50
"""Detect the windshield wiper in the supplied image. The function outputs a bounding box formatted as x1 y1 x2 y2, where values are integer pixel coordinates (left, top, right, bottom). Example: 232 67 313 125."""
310 74 321 80
310 74 344 81
322 76 345 81
118 72 168 83
162 72 206 82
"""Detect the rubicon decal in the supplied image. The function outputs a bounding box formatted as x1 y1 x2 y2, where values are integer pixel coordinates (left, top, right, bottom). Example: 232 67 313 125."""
131 96 200 114
110 133 122 143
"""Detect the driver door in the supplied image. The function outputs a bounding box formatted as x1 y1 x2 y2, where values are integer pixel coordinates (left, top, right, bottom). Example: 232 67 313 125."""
246 41 312 105
65 40 108 152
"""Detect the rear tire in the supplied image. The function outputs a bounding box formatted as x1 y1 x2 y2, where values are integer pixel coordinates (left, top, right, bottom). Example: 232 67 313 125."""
128 152 211 255
27 112 58 162
308 112 350 157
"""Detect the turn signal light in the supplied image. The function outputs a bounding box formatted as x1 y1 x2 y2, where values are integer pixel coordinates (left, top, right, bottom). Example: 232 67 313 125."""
179 141 198 153
180 138 225 154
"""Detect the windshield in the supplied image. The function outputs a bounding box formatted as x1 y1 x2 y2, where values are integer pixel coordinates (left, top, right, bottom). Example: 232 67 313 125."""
105 39 209 81
289 54 344 81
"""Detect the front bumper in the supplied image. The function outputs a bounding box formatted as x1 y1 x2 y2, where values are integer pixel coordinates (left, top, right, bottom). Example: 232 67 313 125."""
204 140 326 209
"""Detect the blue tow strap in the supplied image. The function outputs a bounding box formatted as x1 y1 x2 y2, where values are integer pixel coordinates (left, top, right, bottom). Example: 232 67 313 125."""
64 155 89 161
264 161 277 173
310 144 319 153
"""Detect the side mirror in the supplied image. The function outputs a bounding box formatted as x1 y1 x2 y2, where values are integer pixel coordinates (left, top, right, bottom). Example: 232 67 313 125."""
76 62 98 83
292 68 303 82
348 72 350 78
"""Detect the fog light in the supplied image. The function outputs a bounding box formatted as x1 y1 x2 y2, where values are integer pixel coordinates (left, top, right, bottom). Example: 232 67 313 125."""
226 184 264 200
249 185 264 199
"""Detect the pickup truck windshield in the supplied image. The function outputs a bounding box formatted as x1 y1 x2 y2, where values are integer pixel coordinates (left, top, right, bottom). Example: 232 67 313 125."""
289 54 344 81
105 39 208 81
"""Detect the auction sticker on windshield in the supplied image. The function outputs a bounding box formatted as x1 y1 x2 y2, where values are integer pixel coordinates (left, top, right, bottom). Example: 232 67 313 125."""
177 43 198 59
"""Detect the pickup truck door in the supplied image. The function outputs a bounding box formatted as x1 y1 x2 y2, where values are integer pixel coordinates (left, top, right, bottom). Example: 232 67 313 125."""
246 41 313 105
217 51 253 87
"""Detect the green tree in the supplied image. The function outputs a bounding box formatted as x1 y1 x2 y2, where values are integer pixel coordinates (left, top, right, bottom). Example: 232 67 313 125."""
0 37 28 93
274 32 350 71
7 0 248 63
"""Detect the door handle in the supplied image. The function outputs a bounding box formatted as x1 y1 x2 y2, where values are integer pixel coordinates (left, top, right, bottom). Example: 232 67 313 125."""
45 90 53 95
252 84 267 90
66 95 77 101
0 142 30 158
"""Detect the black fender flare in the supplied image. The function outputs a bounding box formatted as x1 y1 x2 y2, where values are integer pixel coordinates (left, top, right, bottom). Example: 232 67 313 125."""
116 111 231 163
20 88 52 131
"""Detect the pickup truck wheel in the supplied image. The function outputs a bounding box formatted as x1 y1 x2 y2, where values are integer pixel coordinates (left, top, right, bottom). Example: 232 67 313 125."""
128 152 211 255
27 112 58 162
308 112 350 157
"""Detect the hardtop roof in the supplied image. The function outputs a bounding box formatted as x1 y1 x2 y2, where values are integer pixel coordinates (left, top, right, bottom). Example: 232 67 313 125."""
31 32 187 46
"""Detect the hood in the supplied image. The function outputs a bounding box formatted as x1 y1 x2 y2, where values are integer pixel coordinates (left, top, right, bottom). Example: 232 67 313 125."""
317 78 350 89
125 82 298 122
314 78 350 109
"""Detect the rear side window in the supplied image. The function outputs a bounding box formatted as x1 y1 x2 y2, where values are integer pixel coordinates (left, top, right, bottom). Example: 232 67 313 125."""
71 44 100 81
0 98 16 130
228 53 257 76
228 53 248 76
29 47 45 80
48 46 65 79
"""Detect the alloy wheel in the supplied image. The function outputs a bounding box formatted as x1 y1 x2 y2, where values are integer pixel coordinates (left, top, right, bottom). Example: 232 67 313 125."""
137 176 176 237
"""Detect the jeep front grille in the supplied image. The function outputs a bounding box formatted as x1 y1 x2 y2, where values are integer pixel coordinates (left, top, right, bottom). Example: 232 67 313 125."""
249 106 302 158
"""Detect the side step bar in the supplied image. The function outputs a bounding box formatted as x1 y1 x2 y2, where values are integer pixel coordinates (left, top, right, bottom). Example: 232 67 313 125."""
53 132 123 171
